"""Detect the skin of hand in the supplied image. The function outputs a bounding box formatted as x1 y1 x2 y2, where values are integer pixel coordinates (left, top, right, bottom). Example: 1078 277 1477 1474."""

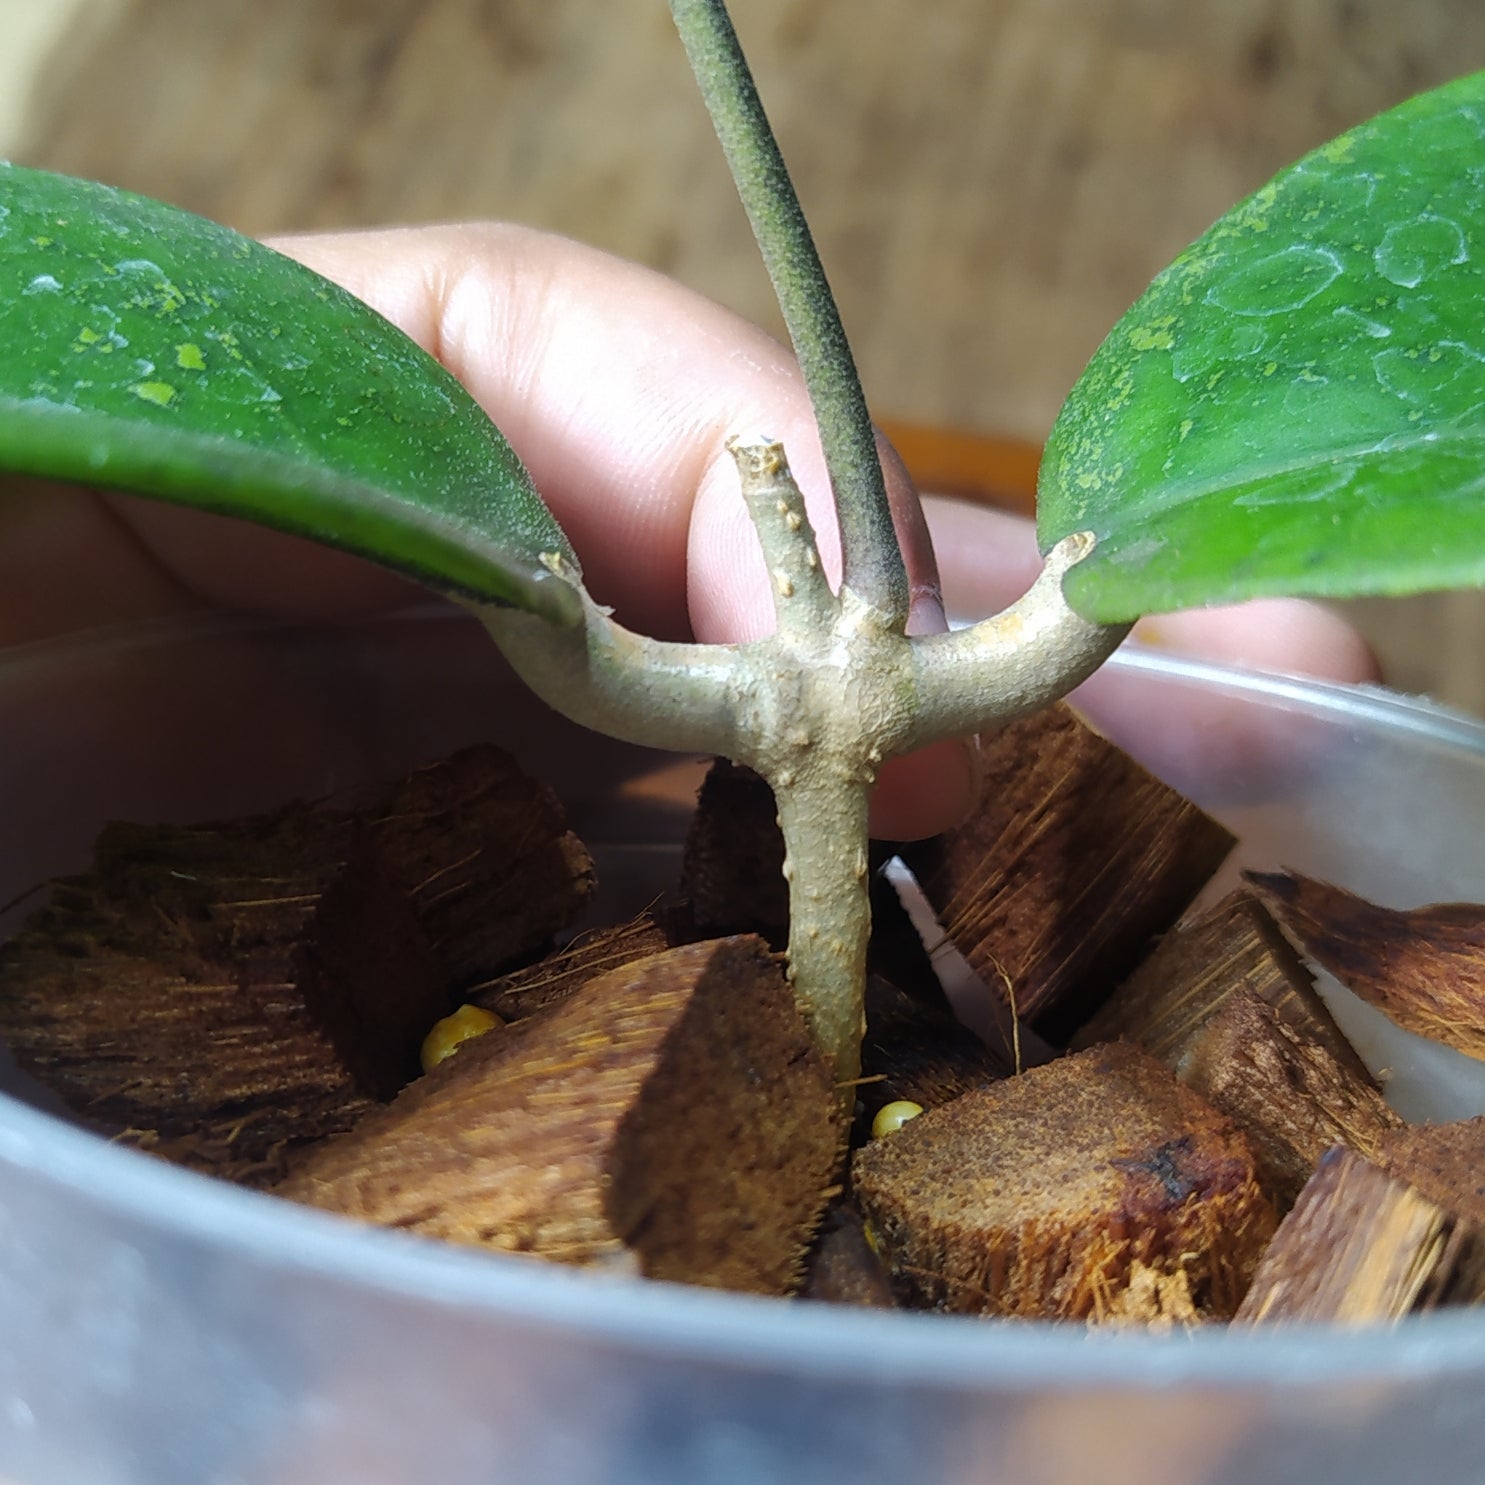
0 223 1380 838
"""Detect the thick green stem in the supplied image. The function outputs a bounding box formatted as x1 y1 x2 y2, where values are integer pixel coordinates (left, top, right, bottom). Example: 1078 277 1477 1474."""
475 588 744 759
768 763 873 1087
901 532 1133 749
669 0 907 625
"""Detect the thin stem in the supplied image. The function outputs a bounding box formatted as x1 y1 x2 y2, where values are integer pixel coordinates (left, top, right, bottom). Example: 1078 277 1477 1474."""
670 0 908 625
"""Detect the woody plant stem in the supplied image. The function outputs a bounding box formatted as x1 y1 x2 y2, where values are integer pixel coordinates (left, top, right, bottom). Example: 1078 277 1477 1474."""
477 0 1129 1084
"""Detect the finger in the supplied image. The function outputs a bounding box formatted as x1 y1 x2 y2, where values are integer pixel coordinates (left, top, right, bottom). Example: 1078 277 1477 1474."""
261 223 947 643
1131 600 1380 684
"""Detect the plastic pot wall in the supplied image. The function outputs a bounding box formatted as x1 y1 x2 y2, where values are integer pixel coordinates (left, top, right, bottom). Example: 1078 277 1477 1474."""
1 609 1482 1485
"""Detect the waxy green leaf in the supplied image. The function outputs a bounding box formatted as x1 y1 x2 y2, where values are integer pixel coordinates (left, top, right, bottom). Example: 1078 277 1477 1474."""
0 164 580 625
1039 71 1485 623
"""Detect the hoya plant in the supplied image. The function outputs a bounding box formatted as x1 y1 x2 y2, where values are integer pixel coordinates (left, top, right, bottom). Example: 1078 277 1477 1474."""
1 0 1483 1082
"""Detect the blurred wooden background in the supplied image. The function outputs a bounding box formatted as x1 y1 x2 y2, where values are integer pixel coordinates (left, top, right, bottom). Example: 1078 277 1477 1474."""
3 0 1484 712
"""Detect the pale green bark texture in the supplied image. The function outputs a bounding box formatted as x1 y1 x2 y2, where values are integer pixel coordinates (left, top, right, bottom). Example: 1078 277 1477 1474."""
476 442 1126 1085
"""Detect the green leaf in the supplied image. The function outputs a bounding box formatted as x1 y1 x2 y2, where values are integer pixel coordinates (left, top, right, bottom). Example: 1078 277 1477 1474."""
1039 71 1485 623
0 163 580 625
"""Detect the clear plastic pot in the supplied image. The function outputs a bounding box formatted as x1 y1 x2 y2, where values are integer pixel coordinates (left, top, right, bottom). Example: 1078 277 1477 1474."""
0 607 1482 1485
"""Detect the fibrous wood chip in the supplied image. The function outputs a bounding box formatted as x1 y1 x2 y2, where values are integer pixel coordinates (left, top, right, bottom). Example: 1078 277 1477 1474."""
857 974 1006 1134
800 1197 898 1308
677 759 788 945
1248 869 1485 1062
0 745 593 1184
875 861 1055 1078
900 704 1236 1040
1175 989 1402 1210
1374 1117 1485 1227
466 911 673 1023
1073 891 1398 1208
1235 1147 1485 1325
276 936 845 1295
851 1041 1275 1321
1093 1261 1201 1328
1074 890 1368 1078
342 745 596 989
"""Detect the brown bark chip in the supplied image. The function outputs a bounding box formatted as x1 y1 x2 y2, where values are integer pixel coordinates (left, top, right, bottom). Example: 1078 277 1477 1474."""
1175 989 1401 1210
1074 891 1368 1078
1374 1117 1485 1228
1236 1147 1485 1325
0 745 593 1184
466 912 674 1023
1075 892 1399 1209
347 745 596 989
1248 869 1485 1062
276 936 845 1295
677 759 788 945
800 1197 899 1309
900 704 1236 1041
851 1042 1275 1321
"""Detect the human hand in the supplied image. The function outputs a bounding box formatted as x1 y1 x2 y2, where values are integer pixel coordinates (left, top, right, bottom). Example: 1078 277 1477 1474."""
0 223 1379 837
